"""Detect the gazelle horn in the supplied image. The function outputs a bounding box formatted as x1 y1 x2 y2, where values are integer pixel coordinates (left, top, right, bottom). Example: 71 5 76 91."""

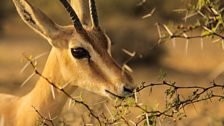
89 0 99 28
59 0 85 34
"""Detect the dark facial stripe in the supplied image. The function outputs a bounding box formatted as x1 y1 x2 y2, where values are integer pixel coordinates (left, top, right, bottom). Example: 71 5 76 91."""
89 60 111 84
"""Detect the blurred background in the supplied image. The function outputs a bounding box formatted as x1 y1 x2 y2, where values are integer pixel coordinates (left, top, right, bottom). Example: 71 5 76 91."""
1 0 224 125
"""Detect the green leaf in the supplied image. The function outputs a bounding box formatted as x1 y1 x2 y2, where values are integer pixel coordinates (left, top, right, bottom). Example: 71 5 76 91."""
197 0 210 10
158 69 167 81
201 30 211 36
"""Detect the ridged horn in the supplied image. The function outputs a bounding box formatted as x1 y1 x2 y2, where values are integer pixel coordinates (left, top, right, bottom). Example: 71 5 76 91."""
59 0 85 34
89 0 99 28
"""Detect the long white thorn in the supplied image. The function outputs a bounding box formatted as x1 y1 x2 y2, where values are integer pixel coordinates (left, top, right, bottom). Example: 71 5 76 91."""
48 113 52 120
173 9 187 12
129 120 136 125
181 33 189 55
146 113 150 126
122 64 133 73
155 23 162 39
93 100 108 106
184 10 188 22
142 8 156 19
20 52 48 74
122 48 136 57
203 26 213 33
200 38 204 50
209 62 224 79
163 24 173 36
158 117 162 126
68 99 72 110
20 62 30 74
49 113 57 121
51 85 56 100
134 90 138 103
185 39 189 55
183 12 197 21
212 39 220 43
104 104 115 121
172 38 176 48
197 10 206 18
137 0 146 6
60 79 73 89
222 40 224 50
219 7 224 13
20 72 35 87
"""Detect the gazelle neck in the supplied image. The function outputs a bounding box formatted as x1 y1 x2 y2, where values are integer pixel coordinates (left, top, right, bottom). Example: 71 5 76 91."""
16 48 77 125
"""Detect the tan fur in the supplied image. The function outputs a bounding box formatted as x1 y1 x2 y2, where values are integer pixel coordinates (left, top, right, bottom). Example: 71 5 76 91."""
0 49 77 126
0 0 135 125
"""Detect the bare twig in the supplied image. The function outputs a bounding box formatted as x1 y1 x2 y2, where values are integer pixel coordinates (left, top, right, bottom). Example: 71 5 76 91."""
32 106 55 126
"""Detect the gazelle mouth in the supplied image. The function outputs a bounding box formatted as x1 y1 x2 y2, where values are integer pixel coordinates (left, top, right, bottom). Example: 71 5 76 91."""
105 90 125 99
105 90 134 99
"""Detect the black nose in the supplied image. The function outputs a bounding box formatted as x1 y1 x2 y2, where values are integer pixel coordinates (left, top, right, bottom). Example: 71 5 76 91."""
123 86 134 93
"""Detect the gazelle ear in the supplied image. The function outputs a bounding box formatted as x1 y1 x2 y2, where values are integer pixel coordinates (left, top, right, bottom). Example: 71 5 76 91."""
13 0 61 43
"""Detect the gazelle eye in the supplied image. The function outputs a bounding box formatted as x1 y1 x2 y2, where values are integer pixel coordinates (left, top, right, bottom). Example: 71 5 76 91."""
71 47 90 59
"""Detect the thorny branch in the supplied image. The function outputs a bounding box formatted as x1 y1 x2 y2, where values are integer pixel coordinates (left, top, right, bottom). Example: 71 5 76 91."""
155 1 224 50
133 81 224 125
25 56 102 126
32 106 55 126
159 23 224 42
25 55 224 125
23 1 224 125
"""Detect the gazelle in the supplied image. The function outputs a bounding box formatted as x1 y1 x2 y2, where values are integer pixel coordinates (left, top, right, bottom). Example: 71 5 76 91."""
0 0 135 125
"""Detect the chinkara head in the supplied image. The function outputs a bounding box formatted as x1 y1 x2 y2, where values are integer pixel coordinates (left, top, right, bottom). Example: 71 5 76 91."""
13 0 135 98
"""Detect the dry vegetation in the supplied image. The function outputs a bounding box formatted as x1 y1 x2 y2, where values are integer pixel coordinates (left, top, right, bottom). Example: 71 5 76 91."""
1 0 224 125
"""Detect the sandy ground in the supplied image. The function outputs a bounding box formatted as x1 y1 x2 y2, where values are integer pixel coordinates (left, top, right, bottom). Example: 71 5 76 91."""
1 19 224 126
